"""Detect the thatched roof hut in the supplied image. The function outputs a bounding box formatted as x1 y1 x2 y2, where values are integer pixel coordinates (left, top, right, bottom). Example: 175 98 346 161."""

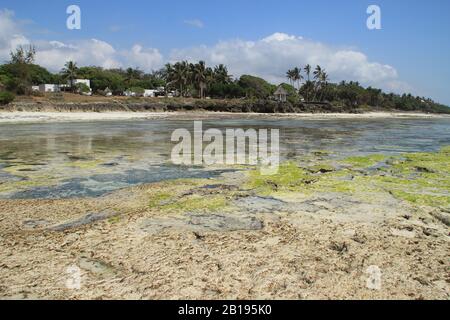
274 86 288 102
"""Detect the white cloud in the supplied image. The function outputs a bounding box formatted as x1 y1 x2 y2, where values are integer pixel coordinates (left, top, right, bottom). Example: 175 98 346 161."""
262 32 301 42
121 44 164 71
0 9 30 63
171 32 410 94
0 9 163 72
0 10 411 94
34 39 165 72
35 39 121 70
183 19 204 28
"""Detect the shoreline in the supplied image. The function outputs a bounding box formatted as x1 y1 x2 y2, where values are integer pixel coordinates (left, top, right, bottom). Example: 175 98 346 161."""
1 111 449 123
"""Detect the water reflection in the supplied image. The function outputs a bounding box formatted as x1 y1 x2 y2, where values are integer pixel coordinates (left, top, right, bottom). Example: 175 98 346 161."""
0 117 449 199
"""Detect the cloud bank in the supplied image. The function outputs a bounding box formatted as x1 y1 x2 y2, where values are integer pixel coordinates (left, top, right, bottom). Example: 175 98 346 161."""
170 32 411 93
0 9 410 94
0 9 164 72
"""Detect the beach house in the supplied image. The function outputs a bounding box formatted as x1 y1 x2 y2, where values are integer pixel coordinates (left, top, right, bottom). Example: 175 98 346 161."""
38 84 61 93
274 86 288 102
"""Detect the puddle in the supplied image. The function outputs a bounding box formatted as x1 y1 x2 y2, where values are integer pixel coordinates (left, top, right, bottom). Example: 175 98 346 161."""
7 166 236 199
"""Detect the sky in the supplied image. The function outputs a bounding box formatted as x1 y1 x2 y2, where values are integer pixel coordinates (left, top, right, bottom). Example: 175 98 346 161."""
0 0 449 105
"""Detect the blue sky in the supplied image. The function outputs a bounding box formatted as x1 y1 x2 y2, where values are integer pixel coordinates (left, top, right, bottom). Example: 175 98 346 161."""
1 0 449 105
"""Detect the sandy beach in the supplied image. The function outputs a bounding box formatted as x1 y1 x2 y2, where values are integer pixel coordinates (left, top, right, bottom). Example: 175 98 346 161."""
0 111 448 123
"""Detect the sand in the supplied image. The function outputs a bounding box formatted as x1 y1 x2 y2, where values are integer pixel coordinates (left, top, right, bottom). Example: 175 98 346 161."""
0 111 448 123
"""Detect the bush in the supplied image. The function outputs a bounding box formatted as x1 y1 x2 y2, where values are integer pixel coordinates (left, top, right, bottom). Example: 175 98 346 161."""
0 91 15 105
31 90 44 97
238 75 276 99
128 86 145 96
75 83 91 94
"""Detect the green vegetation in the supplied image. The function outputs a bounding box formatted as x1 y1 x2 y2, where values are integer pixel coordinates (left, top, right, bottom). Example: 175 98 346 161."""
0 91 15 105
75 82 90 94
0 45 56 98
0 46 448 113
61 61 78 92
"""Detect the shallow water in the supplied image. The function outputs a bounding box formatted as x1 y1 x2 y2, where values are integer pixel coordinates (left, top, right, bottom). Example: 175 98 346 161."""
1 117 449 199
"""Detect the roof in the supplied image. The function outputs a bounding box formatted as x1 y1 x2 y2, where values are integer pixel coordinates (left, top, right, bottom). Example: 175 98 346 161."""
274 86 288 95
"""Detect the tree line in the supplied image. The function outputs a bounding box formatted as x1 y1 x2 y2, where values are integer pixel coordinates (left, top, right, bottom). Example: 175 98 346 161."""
0 45 448 113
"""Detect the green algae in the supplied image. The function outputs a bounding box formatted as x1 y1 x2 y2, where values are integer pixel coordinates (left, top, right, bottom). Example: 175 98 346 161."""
147 177 230 213
159 194 227 213
307 163 336 173
245 162 314 195
244 147 450 208
108 215 121 224
2 146 448 210
341 154 387 168
3 164 44 175
394 148 450 175
148 191 173 208
0 176 57 194
145 146 449 211
389 190 449 207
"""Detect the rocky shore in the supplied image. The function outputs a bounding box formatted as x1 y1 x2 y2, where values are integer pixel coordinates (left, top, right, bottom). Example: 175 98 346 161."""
0 149 449 299
2 98 448 115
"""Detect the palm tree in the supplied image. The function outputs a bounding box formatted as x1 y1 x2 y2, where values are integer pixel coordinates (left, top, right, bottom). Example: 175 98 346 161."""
61 61 78 92
318 71 329 101
171 61 190 97
213 64 232 83
313 65 322 81
304 64 312 101
304 64 311 81
292 67 303 91
205 66 214 89
125 67 134 88
312 65 323 101
124 67 143 88
191 61 208 99
286 69 295 87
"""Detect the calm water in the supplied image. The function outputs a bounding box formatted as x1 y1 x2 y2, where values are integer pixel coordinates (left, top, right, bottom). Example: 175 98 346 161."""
1 117 450 199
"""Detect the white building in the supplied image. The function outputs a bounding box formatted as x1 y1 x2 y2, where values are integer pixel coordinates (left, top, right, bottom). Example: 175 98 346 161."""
68 79 91 88
143 89 158 97
38 84 60 93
